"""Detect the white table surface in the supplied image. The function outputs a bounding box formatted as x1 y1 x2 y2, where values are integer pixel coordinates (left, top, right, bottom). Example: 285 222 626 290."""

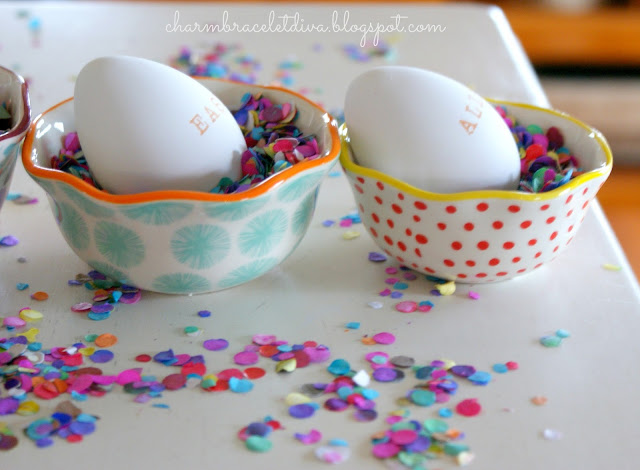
1 3 639 470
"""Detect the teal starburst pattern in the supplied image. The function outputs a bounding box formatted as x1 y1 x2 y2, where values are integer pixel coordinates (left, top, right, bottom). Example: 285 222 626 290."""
94 221 145 268
151 273 212 294
238 209 288 257
87 260 131 284
62 185 115 218
58 201 90 250
292 192 317 235
203 196 270 222
218 257 280 289
2 141 18 158
277 171 324 202
121 201 193 225
171 224 230 269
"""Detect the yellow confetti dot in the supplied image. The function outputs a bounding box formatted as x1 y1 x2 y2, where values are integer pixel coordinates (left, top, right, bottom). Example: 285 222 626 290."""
439 358 456 369
285 392 312 406
275 358 297 373
436 281 456 296
23 328 39 342
19 308 43 322
342 230 360 240
79 347 96 356
17 401 40 416
388 409 410 417
602 263 622 271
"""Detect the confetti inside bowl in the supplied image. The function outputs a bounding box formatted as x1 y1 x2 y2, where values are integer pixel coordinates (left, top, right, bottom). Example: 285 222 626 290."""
0 66 31 213
340 100 612 283
22 79 339 294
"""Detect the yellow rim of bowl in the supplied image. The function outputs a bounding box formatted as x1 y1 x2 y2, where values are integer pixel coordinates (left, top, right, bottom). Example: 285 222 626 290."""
22 78 341 204
339 99 613 202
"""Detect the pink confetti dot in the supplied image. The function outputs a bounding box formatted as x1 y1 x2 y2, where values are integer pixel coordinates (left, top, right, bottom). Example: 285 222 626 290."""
468 291 480 300
372 332 396 345
395 301 417 313
234 351 259 365
372 442 401 459
456 398 482 417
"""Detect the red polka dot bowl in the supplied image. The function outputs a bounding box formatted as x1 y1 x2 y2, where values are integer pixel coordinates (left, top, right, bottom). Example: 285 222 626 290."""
340 100 613 283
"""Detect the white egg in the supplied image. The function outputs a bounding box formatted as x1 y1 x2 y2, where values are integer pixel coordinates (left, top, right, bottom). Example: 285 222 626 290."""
74 56 246 194
344 66 521 193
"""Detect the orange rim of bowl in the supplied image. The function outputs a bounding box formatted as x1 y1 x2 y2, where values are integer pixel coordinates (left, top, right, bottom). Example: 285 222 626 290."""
0 66 31 143
339 99 613 202
22 78 341 204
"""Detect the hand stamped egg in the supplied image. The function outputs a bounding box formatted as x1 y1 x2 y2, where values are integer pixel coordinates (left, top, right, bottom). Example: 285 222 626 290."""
344 66 520 193
74 56 246 194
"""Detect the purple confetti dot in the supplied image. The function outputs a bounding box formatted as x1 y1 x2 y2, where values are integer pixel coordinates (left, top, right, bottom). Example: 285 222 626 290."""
372 367 399 382
89 349 114 364
197 310 211 318
353 409 378 422
450 365 476 378
0 236 19 247
390 291 403 299
324 398 349 411
289 403 316 418
368 252 387 262
203 338 229 351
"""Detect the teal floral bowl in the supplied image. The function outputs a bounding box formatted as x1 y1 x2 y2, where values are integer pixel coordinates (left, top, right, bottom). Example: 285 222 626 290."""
22 79 340 294
1 66 31 213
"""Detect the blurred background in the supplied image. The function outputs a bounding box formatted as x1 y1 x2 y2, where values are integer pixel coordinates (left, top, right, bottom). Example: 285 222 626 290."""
492 0 640 278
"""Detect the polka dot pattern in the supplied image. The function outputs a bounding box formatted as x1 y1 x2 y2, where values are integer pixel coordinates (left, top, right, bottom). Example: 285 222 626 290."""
344 168 609 283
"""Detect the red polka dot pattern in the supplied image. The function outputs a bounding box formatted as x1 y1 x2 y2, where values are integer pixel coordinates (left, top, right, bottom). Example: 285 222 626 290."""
344 165 607 283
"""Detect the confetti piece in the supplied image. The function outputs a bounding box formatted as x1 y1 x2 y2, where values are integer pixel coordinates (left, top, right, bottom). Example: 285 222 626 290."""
492 363 508 373
542 429 563 440
456 398 482 417
602 263 621 271
436 281 456 296
294 429 322 444
540 335 562 347
89 350 114 364
368 301 383 309
531 396 548 406
94 333 118 348
19 308 43 322
345 322 360 330
16 283 29 291
368 252 387 262
342 230 360 240
289 403 316 418
315 443 351 463
203 338 229 351
0 236 18 247
395 301 417 313
197 310 211 318
468 291 480 300
555 329 571 338
372 332 395 345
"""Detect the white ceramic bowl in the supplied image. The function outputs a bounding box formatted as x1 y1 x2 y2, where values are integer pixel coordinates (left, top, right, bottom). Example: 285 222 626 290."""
22 79 340 294
340 100 612 283
0 66 30 213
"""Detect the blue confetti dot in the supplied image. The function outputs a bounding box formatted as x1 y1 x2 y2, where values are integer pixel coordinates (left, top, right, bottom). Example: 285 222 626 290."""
439 408 453 418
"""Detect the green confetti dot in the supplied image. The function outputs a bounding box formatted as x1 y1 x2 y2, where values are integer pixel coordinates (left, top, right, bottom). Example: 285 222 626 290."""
423 418 448 435
540 335 563 347
84 334 98 342
184 326 199 335
245 435 272 453
410 389 436 407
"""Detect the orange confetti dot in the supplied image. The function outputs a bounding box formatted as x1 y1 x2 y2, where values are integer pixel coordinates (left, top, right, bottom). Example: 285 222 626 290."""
30 291 49 301
361 337 376 345
95 333 118 348
531 395 548 406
